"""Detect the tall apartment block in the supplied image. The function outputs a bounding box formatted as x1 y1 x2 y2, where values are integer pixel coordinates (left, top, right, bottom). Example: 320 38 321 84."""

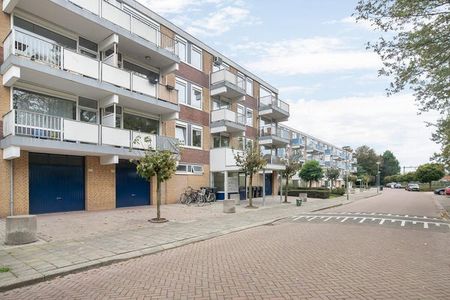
0 0 355 217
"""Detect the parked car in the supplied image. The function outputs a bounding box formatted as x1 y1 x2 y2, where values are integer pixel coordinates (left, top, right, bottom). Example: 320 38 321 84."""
407 183 420 191
446 186 450 195
434 187 448 195
386 182 397 188
394 183 403 189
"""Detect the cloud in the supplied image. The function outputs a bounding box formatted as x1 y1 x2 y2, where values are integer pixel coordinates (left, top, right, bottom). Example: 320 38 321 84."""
137 0 258 36
285 93 440 167
279 84 322 96
324 16 375 31
239 37 381 75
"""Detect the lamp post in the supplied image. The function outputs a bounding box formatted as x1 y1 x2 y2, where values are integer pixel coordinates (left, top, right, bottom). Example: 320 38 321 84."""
376 161 381 194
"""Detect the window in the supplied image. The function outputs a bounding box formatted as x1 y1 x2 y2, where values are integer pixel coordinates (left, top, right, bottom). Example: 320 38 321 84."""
191 87 202 109
175 37 187 62
79 97 98 123
190 45 202 70
13 88 76 119
212 98 230 110
176 125 187 145
191 126 202 148
123 113 159 134
246 78 253 96
213 134 229 148
246 108 253 127
176 80 187 104
79 37 98 59
176 164 204 175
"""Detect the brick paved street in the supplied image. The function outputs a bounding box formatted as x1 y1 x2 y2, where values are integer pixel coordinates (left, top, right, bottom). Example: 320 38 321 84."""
0 191 377 291
1 189 449 299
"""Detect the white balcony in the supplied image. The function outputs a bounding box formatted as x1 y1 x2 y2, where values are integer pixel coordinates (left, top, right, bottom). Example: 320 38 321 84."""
1 110 178 159
259 126 290 147
4 0 179 70
210 109 246 134
259 95 290 121
210 148 243 172
210 69 246 99
2 29 178 115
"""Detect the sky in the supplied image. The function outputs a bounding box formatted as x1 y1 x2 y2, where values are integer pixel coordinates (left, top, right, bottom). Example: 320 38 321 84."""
139 0 441 168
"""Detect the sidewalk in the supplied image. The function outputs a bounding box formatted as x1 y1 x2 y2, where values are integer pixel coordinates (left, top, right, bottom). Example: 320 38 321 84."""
0 189 379 291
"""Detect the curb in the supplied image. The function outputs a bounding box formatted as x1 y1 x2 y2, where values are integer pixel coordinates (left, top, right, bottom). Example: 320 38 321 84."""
432 197 450 220
0 195 375 292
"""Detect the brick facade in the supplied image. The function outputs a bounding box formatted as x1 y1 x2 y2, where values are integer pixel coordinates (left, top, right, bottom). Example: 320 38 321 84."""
0 149 10 217
179 105 209 127
85 156 116 211
13 151 29 215
176 64 209 88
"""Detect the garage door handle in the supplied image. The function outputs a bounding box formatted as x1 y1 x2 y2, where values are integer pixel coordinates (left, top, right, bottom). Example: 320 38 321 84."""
131 194 136 197
56 197 63 200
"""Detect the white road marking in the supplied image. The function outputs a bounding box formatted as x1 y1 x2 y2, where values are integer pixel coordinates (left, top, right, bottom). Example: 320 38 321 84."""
379 219 385 225
324 217 332 222
434 223 440 227
359 218 366 223
423 222 429 229
341 217 349 223
293 216 305 221
401 221 406 227
307 216 318 221
412 221 417 225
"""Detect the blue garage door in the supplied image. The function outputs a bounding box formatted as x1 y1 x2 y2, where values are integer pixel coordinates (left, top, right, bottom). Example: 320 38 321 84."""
29 153 85 214
265 173 273 196
116 160 150 208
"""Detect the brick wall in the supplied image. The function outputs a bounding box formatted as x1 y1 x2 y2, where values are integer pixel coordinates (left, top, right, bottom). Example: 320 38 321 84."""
163 165 210 204
13 151 29 215
179 105 209 126
85 156 116 211
176 64 209 88
180 148 209 165
0 150 10 217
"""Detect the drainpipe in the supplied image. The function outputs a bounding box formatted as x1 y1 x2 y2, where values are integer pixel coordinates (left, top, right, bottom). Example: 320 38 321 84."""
9 160 14 216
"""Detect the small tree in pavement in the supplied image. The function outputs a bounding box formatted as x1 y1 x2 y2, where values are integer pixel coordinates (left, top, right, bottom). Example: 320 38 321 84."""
280 150 302 203
299 160 324 188
325 168 340 189
234 145 267 208
133 136 179 223
415 163 445 189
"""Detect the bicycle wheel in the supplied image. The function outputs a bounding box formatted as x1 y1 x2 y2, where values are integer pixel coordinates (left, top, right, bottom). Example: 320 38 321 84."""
179 193 187 204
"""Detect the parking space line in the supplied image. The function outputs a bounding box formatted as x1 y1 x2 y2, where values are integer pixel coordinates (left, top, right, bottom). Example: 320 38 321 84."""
379 219 385 225
359 218 366 223
423 222 429 229
401 221 406 227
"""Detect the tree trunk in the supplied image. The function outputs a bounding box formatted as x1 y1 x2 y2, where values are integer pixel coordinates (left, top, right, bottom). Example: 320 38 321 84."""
248 174 253 207
429 182 432 189
284 176 289 203
309 181 312 188
156 177 161 220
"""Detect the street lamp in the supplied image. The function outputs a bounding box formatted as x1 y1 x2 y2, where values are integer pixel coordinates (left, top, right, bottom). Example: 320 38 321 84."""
376 161 381 194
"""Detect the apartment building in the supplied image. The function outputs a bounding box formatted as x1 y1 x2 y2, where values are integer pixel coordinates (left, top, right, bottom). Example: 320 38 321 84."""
0 0 290 216
283 125 357 188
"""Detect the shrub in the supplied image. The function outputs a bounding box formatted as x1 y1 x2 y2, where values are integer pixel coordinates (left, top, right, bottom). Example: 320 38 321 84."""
331 187 345 196
287 189 330 199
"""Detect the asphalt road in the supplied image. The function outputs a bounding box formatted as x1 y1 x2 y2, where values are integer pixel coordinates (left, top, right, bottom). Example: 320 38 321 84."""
2 190 449 299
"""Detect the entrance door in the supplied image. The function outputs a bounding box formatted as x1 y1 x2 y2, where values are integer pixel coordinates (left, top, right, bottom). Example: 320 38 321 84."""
116 160 150 208
29 153 85 214
265 173 273 196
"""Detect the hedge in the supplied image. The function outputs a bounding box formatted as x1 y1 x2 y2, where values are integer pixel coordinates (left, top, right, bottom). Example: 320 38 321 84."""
287 189 330 199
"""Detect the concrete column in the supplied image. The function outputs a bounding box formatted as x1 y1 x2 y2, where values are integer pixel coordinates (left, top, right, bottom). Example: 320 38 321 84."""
224 171 228 200
279 173 282 203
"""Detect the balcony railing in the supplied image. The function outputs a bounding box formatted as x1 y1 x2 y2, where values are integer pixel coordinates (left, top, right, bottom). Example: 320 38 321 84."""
259 95 290 113
210 69 246 91
263 154 283 165
3 110 178 153
211 109 245 125
69 0 176 54
4 29 177 103
260 126 289 139
291 137 305 147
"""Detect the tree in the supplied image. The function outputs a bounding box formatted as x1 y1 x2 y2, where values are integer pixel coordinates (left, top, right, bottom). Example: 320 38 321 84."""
415 163 445 189
354 146 380 180
380 150 401 184
299 160 324 188
234 145 267 208
354 0 450 114
430 115 450 172
133 137 178 223
325 168 341 188
280 150 302 203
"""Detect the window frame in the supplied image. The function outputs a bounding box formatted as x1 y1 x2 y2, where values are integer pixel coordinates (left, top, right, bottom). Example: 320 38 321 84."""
190 85 203 109
246 77 254 96
175 79 187 105
190 125 203 149
175 36 187 63
175 122 187 146
245 108 253 127
190 45 203 70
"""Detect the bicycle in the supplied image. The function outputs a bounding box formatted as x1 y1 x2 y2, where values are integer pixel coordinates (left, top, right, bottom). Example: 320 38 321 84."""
197 188 216 206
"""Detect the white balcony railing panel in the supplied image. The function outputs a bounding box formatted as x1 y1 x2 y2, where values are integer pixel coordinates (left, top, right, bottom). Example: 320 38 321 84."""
70 0 99 15
102 1 131 31
131 18 158 45
132 131 156 150
102 126 131 147
63 119 99 144
63 49 99 79
132 74 156 97
2 110 14 137
102 63 131 89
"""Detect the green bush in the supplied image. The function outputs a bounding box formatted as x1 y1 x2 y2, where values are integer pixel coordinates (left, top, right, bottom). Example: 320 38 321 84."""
331 187 345 196
287 189 330 199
